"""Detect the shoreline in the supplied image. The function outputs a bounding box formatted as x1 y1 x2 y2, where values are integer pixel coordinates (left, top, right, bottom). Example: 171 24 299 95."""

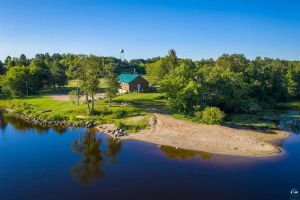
119 114 289 157
2 108 290 157
1 108 94 128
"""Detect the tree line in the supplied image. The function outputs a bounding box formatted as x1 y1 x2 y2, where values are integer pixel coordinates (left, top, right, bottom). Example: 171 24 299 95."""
0 53 154 115
1 51 300 118
0 53 153 96
0 53 68 95
146 50 300 117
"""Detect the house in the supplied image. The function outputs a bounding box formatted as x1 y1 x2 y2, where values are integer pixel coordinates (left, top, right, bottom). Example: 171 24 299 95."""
118 74 149 93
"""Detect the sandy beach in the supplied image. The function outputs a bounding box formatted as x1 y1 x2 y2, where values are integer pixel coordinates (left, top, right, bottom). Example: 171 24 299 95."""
99 114 289 157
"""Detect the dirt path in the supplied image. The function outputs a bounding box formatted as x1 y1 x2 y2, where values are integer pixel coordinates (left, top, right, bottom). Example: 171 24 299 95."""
122 114 289 157
49 93 105 101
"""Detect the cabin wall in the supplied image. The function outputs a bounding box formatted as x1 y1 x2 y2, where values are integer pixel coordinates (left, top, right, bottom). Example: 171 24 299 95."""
128 77 149 92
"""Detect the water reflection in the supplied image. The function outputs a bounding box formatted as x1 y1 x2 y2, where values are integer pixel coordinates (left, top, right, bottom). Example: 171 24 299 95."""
1 112 123 185
52 126 67 134
280 115 300 134
1 112 48 133
106 137 122 165
2 112 300 200
0 111 8 130
160 145 212 161
71 128 123 185
71 128 104 185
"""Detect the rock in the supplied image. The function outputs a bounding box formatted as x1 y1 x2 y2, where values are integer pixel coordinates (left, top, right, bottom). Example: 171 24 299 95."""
85 120 94 128
76 116 85 119
41 109 52 113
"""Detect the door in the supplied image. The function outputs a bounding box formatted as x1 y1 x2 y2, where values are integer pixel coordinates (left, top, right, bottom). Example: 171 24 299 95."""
137 84 141 92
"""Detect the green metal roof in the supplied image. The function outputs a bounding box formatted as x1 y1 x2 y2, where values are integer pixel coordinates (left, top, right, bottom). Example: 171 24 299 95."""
118 74 140 84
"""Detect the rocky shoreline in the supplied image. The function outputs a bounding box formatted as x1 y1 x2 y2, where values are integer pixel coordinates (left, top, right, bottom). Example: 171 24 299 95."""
14 112 128 140
97 124 128 139
13 113 96 128
2 108 127 139
1 107 94 128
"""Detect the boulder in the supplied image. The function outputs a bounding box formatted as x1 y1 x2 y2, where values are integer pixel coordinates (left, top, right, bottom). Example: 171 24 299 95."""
85 120 95 128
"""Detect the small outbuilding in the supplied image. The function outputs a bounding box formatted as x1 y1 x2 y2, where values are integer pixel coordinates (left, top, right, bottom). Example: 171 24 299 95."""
118 74 149 93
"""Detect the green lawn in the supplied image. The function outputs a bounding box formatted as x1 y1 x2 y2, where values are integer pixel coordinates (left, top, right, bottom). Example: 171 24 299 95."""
0 92 167 132
68 79 107 88
114 92 167 106
67 80 79 88
35 79 107 95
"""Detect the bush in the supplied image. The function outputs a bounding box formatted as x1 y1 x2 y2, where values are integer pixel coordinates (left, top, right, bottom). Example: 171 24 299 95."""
47 113 66 121
194 111 203 121
195 107 225 125
11 102 35 114
115 109 128 118
114 121 126 129
93 107 113 116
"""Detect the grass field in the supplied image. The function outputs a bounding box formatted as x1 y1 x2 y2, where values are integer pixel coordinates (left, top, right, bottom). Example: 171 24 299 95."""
0 92 166 133
68 79 107 88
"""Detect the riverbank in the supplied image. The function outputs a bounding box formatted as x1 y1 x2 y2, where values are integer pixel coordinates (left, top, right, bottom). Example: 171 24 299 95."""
119 114 289 157
1 106 290 157
0 93 165 132
0 93 294 157
2 108 95 128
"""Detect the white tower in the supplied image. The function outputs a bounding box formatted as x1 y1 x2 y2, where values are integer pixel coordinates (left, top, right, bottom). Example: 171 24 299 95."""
120 49 125 61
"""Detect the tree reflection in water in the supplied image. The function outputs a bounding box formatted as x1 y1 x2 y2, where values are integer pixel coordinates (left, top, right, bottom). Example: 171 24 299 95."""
52 126 67 135
105 137 122 165
0 111 8 130
71 128 104 185
71 129 123 185
160 145 212 161
280 115 300 134
1 113 48 133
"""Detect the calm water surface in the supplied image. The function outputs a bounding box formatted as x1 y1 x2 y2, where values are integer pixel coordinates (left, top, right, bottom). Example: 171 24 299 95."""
1 111 300 200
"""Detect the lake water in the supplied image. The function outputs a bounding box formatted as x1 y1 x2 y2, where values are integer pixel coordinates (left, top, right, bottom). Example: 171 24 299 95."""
1 111 300 200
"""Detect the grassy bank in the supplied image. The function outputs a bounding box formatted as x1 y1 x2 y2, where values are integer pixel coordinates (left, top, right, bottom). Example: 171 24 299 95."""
1 89 300 132
0 92 166 133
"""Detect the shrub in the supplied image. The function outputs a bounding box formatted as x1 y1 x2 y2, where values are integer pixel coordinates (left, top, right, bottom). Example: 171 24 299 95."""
195 107 225 125
114 121 126 129
194 111 203 121
69 115 78 122
11 102 35 114
47 113 66 121
115 109 128 118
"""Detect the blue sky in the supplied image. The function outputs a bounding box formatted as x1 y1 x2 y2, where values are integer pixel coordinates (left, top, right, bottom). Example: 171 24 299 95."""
0 0 299 61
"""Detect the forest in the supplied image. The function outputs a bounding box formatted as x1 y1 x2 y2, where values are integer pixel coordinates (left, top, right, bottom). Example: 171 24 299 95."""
147 51 300 115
